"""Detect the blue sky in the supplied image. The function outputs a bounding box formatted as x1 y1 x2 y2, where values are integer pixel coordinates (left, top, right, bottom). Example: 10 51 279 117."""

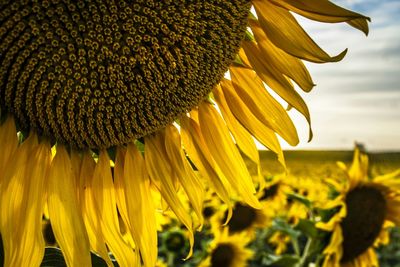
280 0 400 151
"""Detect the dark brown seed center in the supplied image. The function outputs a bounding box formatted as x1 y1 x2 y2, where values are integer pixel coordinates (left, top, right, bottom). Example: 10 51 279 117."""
260 183 280 201
225 202 257 233
0 0 250 149
211 243 235 267
340 186 386 263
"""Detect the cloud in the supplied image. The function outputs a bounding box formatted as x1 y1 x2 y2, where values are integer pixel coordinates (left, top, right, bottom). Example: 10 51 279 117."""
283 0 400 151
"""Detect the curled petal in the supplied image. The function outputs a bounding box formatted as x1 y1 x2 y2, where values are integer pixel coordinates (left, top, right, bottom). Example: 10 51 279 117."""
253 0 347 63
267 0 370 35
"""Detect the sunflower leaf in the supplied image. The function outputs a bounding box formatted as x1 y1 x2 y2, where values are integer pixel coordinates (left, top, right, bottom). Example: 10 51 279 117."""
287 193 312 209
271 218 301 240
295 219 318 238
260 254 300 267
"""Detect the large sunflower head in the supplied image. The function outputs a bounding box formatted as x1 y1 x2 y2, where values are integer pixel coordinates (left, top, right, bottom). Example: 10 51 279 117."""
0 1 369 266
317 148 400 266
0 0 251 149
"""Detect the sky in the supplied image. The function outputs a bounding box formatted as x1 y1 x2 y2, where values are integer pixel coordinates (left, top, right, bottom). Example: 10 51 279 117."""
279 0 400 151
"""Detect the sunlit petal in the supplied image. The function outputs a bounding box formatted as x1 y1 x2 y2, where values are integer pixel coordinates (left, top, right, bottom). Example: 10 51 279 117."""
91 151 139 267
198 102 261 209
124 143 158 267
47 145 91 267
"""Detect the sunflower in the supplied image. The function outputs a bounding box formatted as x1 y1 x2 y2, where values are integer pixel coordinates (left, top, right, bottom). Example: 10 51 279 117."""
0 1 368 267
268 231 291 255
257 175 290 214
316 148 400 267
284 173 331 225
210 200 272 238
198 228 253 267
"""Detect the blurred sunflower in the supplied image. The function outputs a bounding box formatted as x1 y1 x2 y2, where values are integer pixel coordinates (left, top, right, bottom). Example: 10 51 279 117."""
0 1 368 266
211 201 272 238
268 231 291 255
317 148 400 267
257 176 290 214
199 228 253 267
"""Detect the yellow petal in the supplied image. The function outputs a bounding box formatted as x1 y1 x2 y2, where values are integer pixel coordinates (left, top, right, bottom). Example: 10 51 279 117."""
374 169 400 189
164 125 205 227
348 18 370 36
253 0 347 63
230 67 299 146
198 102 261 209
348 148 369 189
145 132 194 258
212 84 260 164
249 21 315 92
47 145 91 267
0 116 18 177
114 148 129 229
268 0 370 35
322 226 343 262
212 84 266 189
124 143 158 267
91 151 139 267
0 135 50 267
180 116 233 223
241 41 313 141
219 80 286 168
113 147 135 248
79 152 114 267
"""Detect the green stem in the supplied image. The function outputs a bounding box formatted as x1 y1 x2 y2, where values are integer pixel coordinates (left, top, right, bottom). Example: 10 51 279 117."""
297 237 313 267
291 237 301 256
166 252 175 267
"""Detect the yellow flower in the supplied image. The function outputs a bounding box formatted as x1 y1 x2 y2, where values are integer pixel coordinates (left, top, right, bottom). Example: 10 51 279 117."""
210 201 272 239
257 176 290 214
285 174 331 225
199 228 253 267
268 231 291 255
317 148 400 267
0 1 368 266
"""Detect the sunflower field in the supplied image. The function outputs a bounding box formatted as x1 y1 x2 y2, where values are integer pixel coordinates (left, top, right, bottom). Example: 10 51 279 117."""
146 148 400 267
2 147 399 267
1 0 399 267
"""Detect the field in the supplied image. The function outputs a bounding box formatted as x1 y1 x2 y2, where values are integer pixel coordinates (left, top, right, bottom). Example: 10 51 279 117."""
256 150 400 267
257 150 400 179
